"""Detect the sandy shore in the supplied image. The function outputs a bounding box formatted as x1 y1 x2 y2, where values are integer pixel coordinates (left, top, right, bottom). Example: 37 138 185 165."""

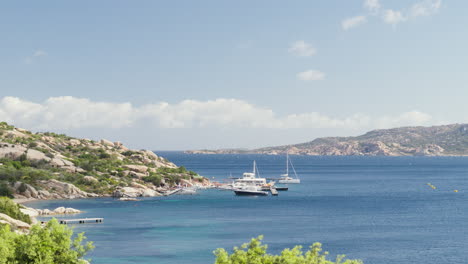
13 198 38 204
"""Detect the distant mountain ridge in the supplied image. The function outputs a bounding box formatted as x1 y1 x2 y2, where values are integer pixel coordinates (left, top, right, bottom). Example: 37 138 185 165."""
186 123 468 156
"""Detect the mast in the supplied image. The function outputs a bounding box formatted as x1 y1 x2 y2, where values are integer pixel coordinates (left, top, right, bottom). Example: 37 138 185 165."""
253 160 256 176
286 153 289 176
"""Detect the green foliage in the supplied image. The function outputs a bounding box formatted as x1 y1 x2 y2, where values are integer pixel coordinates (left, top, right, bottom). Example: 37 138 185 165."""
0 122 14 130
0 218 94 264
0 183 13 198
0 159 54 185
0 197 31 224
121 150 138 157
27 142 38 148
142 174 162 186
213 236 363 264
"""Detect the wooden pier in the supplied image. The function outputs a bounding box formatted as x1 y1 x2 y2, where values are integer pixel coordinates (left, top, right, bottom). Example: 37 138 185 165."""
59 218 104 225
270 187 278 196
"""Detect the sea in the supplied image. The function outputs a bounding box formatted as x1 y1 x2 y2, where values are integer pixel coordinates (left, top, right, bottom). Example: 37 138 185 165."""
27 152 468 264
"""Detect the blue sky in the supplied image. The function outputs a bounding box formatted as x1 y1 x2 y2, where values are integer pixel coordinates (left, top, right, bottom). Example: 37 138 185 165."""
0 0 465 150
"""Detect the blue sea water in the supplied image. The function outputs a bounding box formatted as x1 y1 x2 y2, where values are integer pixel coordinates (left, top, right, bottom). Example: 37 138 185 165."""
27 153 468 264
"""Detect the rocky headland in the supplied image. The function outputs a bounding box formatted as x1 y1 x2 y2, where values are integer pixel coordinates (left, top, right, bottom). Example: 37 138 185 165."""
186 123 468 156
0 122 210 201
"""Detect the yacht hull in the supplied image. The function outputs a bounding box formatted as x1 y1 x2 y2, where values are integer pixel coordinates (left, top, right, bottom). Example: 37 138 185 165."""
234 190 268 196
278 179 300 184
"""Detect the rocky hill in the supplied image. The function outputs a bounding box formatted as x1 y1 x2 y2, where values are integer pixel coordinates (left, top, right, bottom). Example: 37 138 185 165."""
186 123 468 156
0 122 209 200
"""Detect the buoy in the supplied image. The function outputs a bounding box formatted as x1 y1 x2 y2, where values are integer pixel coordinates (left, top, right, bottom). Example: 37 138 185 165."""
454 190 459 193
427 183 436 190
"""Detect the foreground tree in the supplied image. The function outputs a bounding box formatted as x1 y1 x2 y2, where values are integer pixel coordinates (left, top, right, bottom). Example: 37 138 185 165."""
214 236 363 264
0 218 94 264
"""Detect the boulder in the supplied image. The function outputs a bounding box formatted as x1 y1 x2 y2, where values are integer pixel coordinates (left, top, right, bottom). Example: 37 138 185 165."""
4 130 28 139
50 158 66 167
130 182 148 189
26 149 51 162
68 139 81 146
15 128 29 133
100 139 114 147
38 190 51 198
38 179 99 199
143 150 158 160
83 176 99 184
0 144 27 160
128 171 147 179
50 207 81 214
113 187 141 198
113 186 161 198
0 213 31 230
180 179 194 187
123 164 149 173
14 182 39 199
151 159 177 168
141 189 161 197
20 207 39 218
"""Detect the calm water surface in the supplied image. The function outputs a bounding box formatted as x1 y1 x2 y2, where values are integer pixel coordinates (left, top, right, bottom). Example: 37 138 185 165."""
28 153 468 264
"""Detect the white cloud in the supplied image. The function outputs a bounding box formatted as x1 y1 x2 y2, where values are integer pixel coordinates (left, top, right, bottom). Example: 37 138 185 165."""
288 41 316 57
296 70 325 81
364 0 380 13
410 0 441 17
342 16 367 30
33 50 47 57
0 97 434 132
375 111 432 129
24 50 47 64
383 9 406 26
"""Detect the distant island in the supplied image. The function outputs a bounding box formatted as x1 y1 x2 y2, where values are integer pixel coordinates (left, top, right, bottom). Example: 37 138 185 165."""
0 122 210 201
186 123 468 156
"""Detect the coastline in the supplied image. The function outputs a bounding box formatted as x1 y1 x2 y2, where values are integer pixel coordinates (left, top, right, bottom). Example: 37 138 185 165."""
13 198 39 204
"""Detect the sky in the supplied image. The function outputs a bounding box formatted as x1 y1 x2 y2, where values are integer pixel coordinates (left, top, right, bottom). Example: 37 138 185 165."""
0 0 466 150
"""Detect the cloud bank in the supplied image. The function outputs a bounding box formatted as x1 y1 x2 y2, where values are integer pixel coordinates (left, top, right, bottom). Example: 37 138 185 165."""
0 96 433 132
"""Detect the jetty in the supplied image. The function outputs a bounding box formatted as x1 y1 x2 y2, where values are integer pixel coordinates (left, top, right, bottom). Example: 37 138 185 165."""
270 187 278 196
58 218 104 225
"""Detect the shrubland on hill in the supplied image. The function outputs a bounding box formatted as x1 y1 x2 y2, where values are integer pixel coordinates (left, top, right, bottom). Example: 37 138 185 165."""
0 122 209 199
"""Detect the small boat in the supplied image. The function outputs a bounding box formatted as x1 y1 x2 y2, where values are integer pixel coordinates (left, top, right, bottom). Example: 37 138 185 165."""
234 185 268 196
119 197 140 201
278 154 301 184
274 186 289 191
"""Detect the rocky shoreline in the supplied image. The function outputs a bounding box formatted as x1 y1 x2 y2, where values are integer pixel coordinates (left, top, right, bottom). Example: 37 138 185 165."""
0 122 212 203
186 124 468 156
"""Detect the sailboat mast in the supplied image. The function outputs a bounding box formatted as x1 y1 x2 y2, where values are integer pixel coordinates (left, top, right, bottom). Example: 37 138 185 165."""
286 153 289 175
253 160 256 176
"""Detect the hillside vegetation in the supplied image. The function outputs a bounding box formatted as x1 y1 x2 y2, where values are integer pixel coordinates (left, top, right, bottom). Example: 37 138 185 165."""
187 124 468 156
0 122 208 199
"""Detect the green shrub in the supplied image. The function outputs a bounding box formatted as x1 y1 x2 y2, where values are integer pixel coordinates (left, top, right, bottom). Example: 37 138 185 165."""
99 152 111 159
27 142 38 148
214 236 363 264
0 218 94 263
0 183 13 198
143 174 163 186
0 197 31 224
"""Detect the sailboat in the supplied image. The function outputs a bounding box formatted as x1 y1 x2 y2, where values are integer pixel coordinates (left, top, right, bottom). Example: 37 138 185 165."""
278 154 300 184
